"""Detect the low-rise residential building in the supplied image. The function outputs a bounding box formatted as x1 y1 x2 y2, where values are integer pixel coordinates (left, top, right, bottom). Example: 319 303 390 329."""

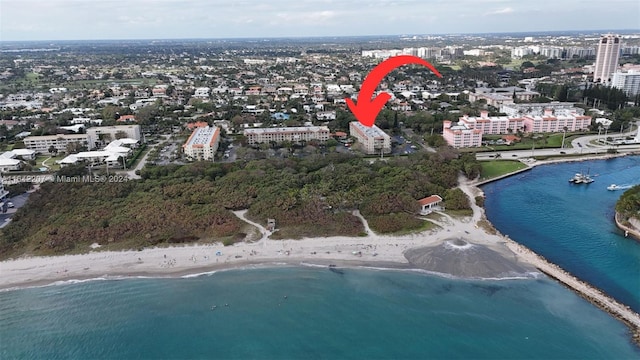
57 139 135 167
0 157 22 172
468 92 514 107
457 111 525 135
444 106 592 148
183 126 221 161
349 122 391 154
0 178 8 200
244 126 330 145
522 109 591 133
23 134 89 154
86 125 141 149
1 149 36 160
442 120 483 148
499 102 582 117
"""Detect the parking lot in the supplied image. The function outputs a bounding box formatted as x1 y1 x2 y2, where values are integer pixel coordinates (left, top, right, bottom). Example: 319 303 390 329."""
0 191 32 229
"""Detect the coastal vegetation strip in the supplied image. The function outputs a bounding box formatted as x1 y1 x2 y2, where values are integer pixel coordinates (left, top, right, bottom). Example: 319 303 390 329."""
615 185 640 240
0 151 480 259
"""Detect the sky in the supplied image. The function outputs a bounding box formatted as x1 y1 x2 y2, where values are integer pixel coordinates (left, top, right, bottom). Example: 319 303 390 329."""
1 0 639 41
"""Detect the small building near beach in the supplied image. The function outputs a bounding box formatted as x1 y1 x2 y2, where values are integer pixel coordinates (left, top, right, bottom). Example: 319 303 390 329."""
418 195 443 215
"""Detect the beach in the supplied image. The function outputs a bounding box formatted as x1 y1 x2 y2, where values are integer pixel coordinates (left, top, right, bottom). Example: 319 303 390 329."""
2 160 639 345
0 205 523 290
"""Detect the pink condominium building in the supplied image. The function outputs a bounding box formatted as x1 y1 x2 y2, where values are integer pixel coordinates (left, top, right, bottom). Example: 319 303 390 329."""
442 107 591 148
442 120 483 148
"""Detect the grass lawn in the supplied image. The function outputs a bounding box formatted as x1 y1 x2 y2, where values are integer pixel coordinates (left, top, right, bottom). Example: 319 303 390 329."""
480 160 529 180
36 154 66 171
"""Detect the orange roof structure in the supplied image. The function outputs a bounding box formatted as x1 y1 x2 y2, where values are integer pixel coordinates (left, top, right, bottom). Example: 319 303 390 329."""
117 115 136 122
418 195 443 206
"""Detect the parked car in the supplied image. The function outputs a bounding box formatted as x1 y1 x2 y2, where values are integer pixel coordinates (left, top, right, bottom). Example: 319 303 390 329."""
7 202 14 208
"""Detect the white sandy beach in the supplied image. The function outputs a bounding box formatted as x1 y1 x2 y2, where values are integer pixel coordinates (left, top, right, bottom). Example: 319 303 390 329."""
0 203 519 290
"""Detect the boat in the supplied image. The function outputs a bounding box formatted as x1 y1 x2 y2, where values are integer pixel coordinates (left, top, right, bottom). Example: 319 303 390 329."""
607 184 632 191
569 169 594 185
569 173 593 184
569 173 584 183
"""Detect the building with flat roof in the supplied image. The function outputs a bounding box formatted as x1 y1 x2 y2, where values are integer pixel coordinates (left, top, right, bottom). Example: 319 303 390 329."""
86 125 141 150
442 120 482 148
244 126 330 145
457 111 526 135
183 126 220 161
499 102 584 117
23 134 89 154
612 70 640 96
349 122 391 154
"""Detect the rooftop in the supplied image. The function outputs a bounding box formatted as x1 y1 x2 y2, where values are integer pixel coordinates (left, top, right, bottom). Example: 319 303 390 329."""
244 126 329 135
184 126 220 147
350 122 389 139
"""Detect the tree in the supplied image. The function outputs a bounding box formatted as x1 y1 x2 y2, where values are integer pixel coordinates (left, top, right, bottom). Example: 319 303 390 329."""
66 141 87 154
48 145 58 156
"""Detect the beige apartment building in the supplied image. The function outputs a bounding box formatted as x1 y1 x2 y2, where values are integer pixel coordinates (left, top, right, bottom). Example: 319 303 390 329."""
23 134 89 154
182 126 220 161
349 122 391 154
243 126 330 145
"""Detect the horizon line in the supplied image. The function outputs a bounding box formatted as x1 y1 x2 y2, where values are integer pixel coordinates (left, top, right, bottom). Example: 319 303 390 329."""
2 28 640 43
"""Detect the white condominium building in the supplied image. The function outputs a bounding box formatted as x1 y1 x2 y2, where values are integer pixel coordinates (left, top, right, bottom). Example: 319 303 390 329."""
23 134 89 154
243 126 330 145
349 122 391 154
86 125 141 149
183 126 221 161
612 70 640 96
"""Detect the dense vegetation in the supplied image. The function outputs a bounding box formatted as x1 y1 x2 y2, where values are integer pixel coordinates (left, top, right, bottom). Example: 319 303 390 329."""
616 185 640 225
0 150 480 258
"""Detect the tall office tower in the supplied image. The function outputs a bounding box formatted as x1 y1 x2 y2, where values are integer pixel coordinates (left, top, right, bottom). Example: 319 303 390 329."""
593 34 621 83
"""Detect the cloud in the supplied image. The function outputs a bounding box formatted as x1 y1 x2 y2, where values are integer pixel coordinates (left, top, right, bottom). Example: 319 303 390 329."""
484 7 514 16
271 10 339 26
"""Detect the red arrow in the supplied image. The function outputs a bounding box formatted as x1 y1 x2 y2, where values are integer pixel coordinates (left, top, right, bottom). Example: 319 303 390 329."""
346 55 442 127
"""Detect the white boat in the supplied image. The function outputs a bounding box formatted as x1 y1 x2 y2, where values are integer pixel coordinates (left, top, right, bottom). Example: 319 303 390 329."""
569 169 594 185
607 184 632 191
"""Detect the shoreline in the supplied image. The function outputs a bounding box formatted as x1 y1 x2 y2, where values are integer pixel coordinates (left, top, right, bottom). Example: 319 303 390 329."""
615 212 640 242
1 153 639 346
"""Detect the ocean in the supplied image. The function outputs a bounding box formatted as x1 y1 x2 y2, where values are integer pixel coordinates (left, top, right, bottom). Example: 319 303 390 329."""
483 155 640 313
1 267 638 359
1 156 640 359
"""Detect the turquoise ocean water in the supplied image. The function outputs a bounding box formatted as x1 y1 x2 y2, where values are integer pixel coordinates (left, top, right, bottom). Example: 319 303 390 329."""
483 155 640 313
1 156 639 359
1 268 638 359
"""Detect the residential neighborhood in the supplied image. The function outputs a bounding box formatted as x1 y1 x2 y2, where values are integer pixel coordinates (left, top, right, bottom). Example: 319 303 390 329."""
1 32 639 177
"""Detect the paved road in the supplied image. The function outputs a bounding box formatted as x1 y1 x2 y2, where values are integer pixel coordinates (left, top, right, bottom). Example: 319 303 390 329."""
0 191 32 229
477 130 640 161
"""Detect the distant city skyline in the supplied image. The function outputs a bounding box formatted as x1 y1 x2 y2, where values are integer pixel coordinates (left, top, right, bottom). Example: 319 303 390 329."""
1 0 639 41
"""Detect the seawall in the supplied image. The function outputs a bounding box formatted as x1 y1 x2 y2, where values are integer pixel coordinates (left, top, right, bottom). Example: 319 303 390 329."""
615 212 640 242
502 233 640 346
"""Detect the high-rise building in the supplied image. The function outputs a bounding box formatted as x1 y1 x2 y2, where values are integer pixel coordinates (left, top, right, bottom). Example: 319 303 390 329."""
593 34 621 83
611 70 640 96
